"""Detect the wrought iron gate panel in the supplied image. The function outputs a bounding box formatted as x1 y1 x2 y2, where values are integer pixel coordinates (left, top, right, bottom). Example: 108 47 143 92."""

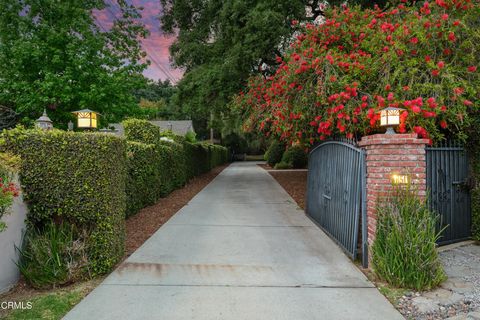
306 141 365 261
426 142 471 245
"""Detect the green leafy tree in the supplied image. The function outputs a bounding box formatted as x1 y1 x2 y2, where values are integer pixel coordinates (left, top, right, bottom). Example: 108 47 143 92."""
134 79 180 119
134 79 177 104
0 0 148 127
160 0 399 134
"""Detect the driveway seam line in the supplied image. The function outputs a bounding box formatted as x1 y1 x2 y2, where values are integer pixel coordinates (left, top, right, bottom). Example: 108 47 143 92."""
100 283 375 289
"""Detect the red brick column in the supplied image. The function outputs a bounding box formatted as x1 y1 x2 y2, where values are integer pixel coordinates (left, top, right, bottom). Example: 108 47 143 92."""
358 133 430 249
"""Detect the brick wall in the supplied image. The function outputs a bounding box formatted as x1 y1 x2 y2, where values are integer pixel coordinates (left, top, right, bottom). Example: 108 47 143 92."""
358 133 430 248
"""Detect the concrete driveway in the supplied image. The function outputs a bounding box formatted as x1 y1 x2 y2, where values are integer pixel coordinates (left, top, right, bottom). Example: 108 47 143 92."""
64 162 403 320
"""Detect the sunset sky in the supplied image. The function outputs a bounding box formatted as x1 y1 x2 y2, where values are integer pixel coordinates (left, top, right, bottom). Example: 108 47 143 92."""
94 0 183 83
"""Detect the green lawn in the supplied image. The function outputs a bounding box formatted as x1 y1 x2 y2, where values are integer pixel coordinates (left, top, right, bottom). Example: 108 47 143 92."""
1 278 101 320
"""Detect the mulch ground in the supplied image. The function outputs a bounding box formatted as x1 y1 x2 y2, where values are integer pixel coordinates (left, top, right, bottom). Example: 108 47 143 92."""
125 163 229 256
263 166 308 209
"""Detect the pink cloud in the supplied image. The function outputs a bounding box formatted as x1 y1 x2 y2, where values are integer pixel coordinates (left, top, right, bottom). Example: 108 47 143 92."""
94 0 183 83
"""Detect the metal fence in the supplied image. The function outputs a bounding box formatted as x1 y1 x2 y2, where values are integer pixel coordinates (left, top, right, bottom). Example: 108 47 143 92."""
426 141 471 244
306 140 367 266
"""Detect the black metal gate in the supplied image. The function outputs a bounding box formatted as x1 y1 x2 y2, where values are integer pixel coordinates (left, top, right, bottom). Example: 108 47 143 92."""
306 140 367 265
426 142 471 245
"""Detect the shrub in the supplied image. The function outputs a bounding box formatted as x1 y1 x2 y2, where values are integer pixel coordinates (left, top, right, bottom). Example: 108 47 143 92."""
16 223 88 289
0 128 126 277
0 154 20 232
185 130 197 143
372 185 446 290
122 118 160 145
274 161 293 170
126 142 162 217
159 140 187 189
265 141 285 167
281 146 308 168
122 118 228 218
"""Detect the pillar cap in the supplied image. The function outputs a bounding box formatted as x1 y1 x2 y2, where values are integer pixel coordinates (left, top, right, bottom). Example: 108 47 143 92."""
358 133 430 147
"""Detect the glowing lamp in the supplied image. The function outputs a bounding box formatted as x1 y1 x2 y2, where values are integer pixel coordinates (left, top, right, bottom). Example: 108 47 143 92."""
379 107 404 134
71 109 100 129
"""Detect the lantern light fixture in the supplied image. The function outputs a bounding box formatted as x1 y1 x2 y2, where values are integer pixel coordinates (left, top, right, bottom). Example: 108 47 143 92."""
379 107 404 134
35 109 53 130
71 109 100 129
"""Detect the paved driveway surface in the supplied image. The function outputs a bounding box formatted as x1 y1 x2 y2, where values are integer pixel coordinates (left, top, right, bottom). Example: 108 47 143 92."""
64 162 403 320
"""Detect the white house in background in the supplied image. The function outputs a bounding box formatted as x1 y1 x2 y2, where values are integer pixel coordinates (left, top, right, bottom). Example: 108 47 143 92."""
109 120 195 137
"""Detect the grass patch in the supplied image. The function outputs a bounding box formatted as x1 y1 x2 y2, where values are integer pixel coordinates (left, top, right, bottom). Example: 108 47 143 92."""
1 278 101 320
377 284 409 306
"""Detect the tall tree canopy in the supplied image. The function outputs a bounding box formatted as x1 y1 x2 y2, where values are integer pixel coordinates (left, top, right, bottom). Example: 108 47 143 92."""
0 0 148 127
161 0 307 120
160 0 394 122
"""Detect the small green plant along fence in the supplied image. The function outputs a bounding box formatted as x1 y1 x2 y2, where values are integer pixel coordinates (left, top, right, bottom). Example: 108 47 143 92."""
306 137 473 266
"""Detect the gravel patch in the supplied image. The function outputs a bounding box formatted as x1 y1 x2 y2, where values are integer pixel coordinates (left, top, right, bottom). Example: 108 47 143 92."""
397 243 480 320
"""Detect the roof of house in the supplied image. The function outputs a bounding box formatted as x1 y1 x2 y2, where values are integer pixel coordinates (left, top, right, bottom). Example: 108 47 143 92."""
150 120 195 136
109 120 195 137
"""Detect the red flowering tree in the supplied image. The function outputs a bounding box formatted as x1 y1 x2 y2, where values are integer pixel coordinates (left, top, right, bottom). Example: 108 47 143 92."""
234 0 479 146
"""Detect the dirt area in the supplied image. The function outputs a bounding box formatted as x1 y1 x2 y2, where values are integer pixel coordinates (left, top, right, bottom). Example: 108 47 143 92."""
0 164 229 313
125 163 229 256
262 165 308 209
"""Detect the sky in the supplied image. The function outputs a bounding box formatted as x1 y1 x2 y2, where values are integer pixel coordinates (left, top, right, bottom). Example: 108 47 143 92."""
94 0 183 83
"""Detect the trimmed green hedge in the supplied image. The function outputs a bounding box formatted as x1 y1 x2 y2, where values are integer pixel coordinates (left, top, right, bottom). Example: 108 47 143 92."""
126 142 161 216
123 118 161 145
122 118 228 213
0 128 126 278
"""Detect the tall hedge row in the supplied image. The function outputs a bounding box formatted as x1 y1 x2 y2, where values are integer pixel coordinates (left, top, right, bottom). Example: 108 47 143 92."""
126 142 162 216
0 121 228 287
122 119 228 217
0 128 126 276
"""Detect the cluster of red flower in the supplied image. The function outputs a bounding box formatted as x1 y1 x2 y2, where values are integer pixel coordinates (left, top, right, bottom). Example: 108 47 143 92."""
236 0 478 146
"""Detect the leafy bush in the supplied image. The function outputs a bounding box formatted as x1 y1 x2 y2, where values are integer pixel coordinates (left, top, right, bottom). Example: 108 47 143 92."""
0 154 20 232
265 141 285 167
372 186 446 290
16 223 89 289
160 140 188 189
274 161 293 170
1 128 126 277
126 142 162 217
123 118 161 145
281 146 308 168
185 130 197 143
122 118 228 212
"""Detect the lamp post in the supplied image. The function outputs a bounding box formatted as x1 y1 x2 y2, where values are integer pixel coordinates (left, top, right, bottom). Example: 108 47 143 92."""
35 109 53 130
71 109 100 130
379 107 404 134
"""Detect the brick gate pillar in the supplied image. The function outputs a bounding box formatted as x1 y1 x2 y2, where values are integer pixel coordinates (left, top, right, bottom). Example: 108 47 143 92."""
358 133 430 252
